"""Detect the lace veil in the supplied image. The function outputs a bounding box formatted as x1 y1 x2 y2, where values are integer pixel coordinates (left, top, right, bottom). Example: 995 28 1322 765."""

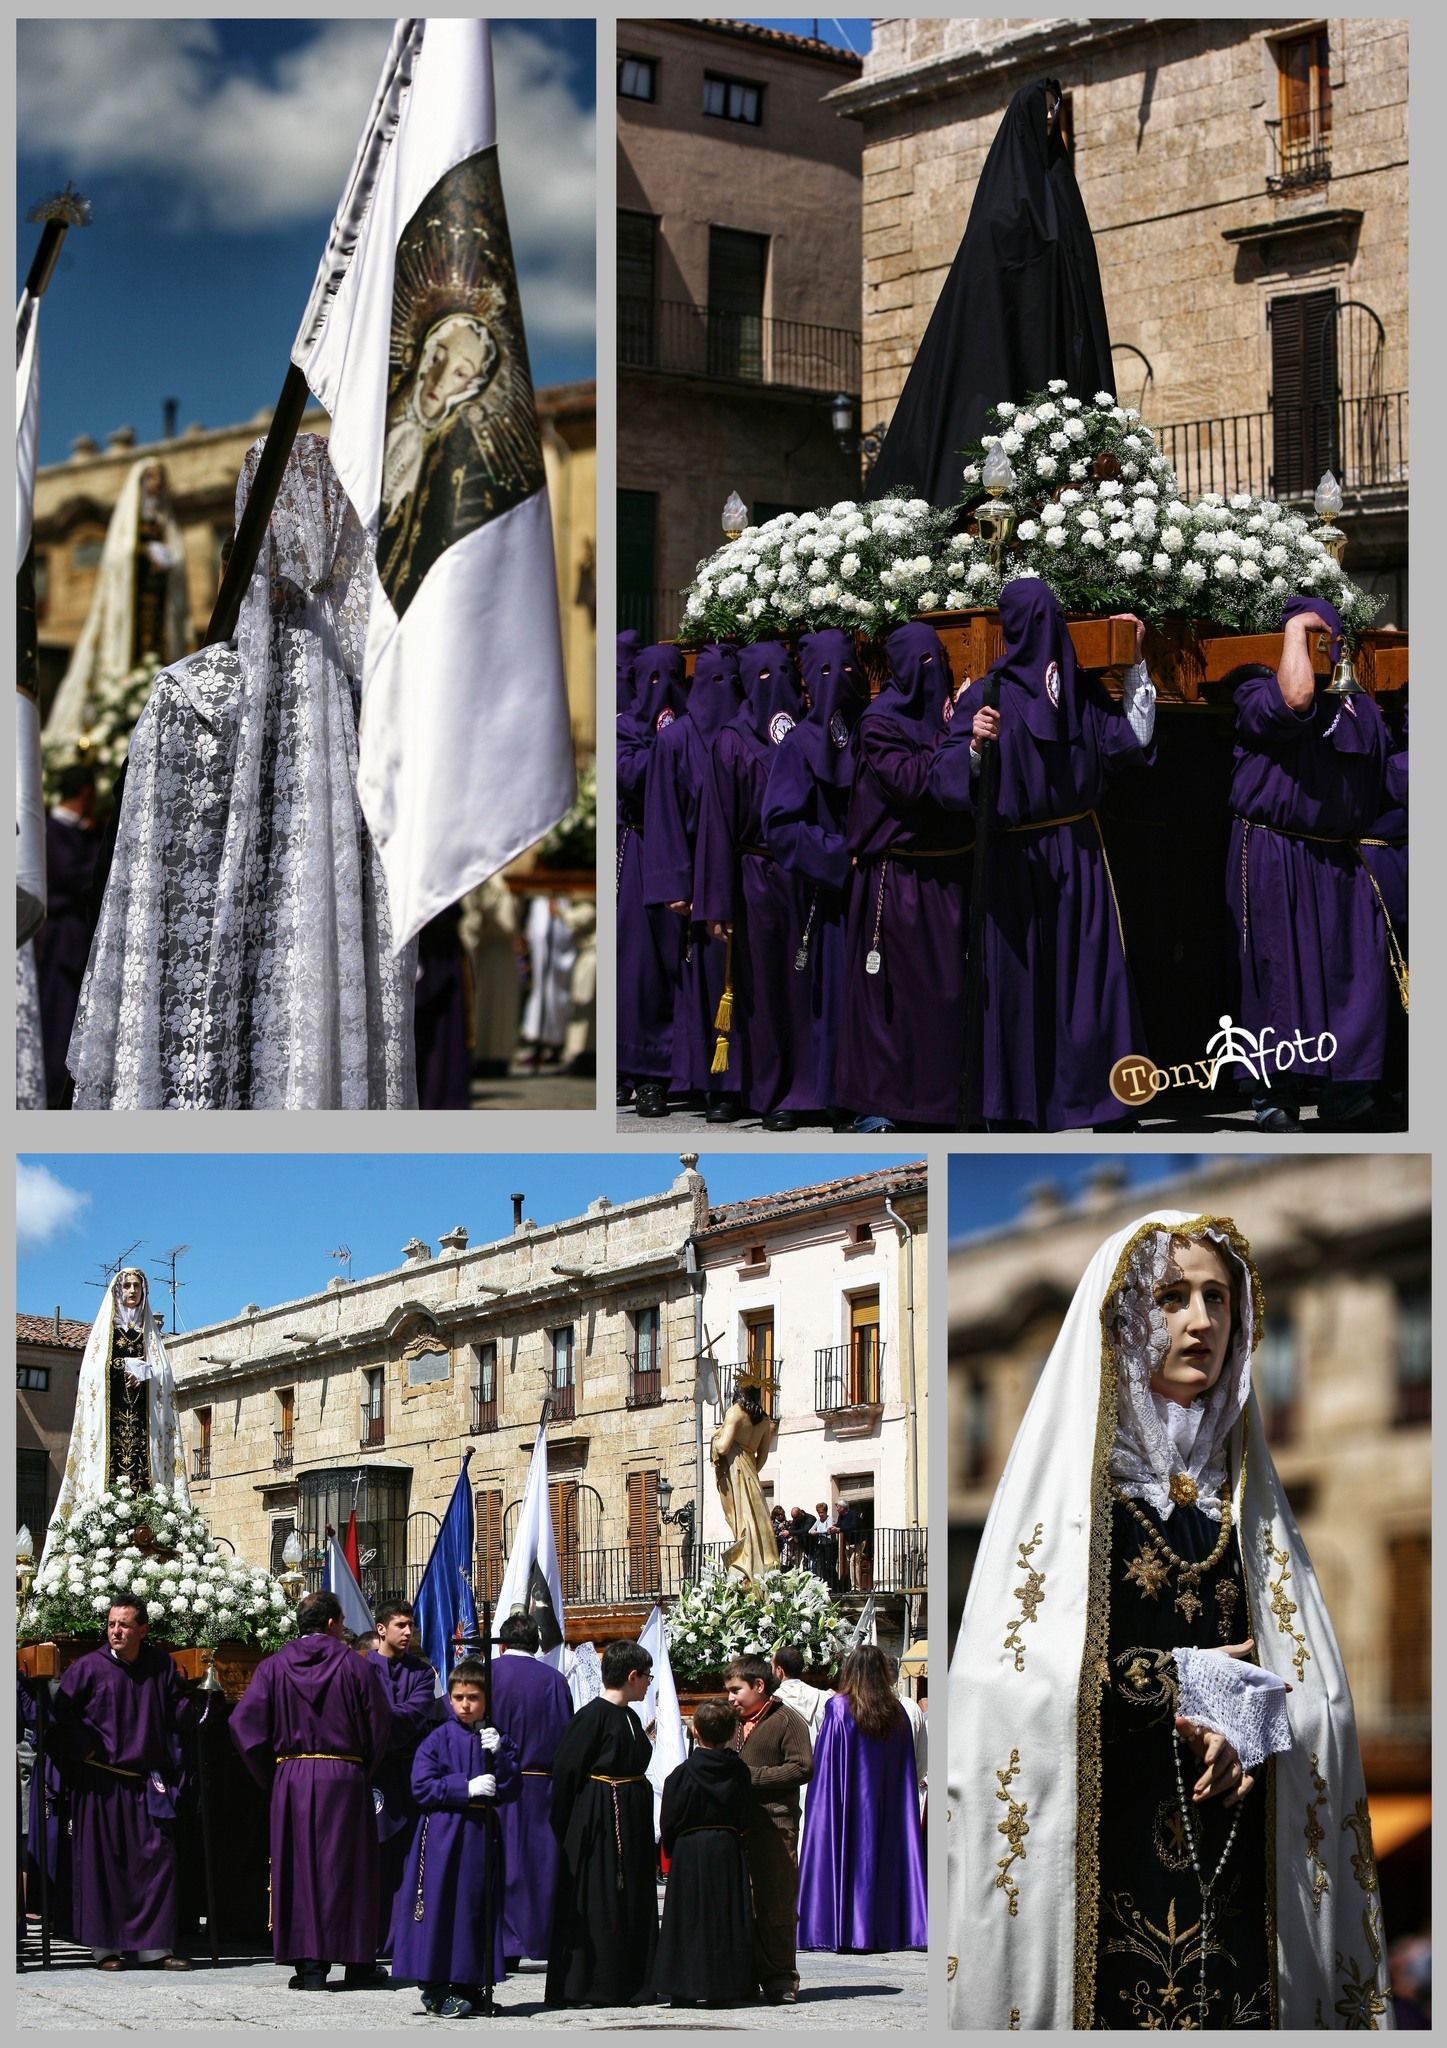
69 434 417 1108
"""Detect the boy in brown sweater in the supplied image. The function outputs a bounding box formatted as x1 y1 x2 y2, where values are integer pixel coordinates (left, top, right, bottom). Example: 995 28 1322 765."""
724 1654 812 2003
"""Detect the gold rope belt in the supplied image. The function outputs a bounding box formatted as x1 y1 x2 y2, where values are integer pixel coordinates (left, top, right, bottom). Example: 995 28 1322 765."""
521 1768 553 1777
1236 817 1409 1012
740 844 773 861
1004 808 1092 833
86 1758 143 1779
275 1752 363 1765
590 1773 647 1785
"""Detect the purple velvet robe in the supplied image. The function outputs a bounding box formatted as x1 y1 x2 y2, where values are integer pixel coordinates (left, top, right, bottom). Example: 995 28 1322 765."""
795 1695 927 1953
641 644 744 1095
694 642 821 1116
618 645 689 1080
489 1650 574 1960
53 1643 192 1955
390 1716 521 1987
1227 671 1391 1083
229 1633 393 1965
834 624 973 1128
949 582 1153 1130
371 1650 440 1951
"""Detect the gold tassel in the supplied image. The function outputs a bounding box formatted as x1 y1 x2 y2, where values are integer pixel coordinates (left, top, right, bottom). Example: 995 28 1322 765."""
711 932 734 1074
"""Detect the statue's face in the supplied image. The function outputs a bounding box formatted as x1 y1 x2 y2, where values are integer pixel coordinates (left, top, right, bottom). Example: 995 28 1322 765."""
141 463 166 496
118 1272 144 1309
1147 1240 1233 1406
417 317 494 423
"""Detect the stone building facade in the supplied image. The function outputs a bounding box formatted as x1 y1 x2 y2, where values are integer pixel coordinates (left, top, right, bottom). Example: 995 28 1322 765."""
618 20 864 637
947 1153 1429 1896
15 1312 91 1546
832 17 1407 616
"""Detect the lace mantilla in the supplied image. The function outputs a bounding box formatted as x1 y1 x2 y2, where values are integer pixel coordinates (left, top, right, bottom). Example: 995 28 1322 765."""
1174 1646 1291 1772
69 435 416 1109
1106 1224 1256 1521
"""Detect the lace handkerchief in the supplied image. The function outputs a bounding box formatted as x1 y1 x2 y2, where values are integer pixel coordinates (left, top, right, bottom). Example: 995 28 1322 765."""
1174 1646 1291 1771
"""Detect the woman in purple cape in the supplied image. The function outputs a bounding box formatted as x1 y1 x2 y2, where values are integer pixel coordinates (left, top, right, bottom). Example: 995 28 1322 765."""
946 580 1156 1130
642 643 746 1118
796 1646 926 1954
617 644 689 1116
834 621 974 1131
762 629 865 1125
1225 594 1398 1129
694 640 821 1129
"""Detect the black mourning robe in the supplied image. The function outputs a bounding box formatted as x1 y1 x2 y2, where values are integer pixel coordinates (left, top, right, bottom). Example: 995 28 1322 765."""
34 813 100 1106
545 1697 657 2007
1094 1498 1271 2029
654 1746 755 2005
867 79 1115 509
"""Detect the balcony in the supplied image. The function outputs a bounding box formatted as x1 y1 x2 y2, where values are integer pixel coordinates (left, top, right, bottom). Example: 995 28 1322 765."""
815 1343 885 1414
1152 391 1407 504
470 1385 498 1434
1266 109 1331 192
191 1447 211 1481
272 1428 294 1472
549 1380 576 1423
359 1404 385 1450
624 1350 662 1409
619 295 860 396
541 1540 730 1605
714 1361 782 1418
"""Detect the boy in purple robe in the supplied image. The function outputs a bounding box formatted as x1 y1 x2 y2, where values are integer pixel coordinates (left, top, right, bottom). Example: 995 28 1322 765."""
762 629 865 1125
52 1597 193 1969
618 645 689 1116
834 621 974 1131
945 582 1156 1131
229 1589 394 1991
368 1600 441 1960
1225 596 1395 1129
694 640 821 1130
391 1656 521 2017
490 1612 574 1967
641 642 745 1120
796 1645 926 1954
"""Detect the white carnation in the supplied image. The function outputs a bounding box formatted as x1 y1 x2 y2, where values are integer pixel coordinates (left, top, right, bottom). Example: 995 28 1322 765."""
1082 529 1105 549
1064 418 1087 441
1045 527 1069 549
1035 455 1058 478
1041 503 1067 527
1016 520 1039 542
917 589 939 611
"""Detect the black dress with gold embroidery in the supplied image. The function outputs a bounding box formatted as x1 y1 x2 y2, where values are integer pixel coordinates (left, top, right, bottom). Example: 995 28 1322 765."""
107 1322 151 1492
1093 1496 1272 2029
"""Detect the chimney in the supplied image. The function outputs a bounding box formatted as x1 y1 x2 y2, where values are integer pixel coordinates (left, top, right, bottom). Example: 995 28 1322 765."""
511 1192 525 1233
162 396 178 440
54 1305 61 1340
439 1224 469 1255
402 1237 433 1267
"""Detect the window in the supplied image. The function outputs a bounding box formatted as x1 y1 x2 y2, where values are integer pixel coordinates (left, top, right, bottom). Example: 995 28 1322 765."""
963 1373 990 1488
194 1406 212 1480
548 1327 575 1420
1256 1316 1299 1445
269 1517 295 1576
618 210 659 369
1272 28 1332 187
848 1292 882 1404
617 490 657 641
16 1366 50 1391
618 53 657 102
472 1341 499 1433
1269 289 1338 497
707 226 768 380
550 1477 581 1597
274 1387 295 1470
299 1465 410 1607
626 1470 662 1595
72 533 105 571
1394 1284 1430 1426
17 1448 50 1542
1386 1532 1430 1717
742 1308 777 1417
703 72 762 125
360 1367 385 1447
475 1487 503 1603
629 1307 662 1408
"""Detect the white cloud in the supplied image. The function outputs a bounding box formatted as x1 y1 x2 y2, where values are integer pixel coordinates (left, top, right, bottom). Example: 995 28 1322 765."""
18 19 594 356
17 1162 91 1250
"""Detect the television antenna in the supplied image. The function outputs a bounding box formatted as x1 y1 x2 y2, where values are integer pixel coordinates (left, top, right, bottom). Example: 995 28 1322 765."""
326 1243 353 1283
87 1241 143 1291
152 1245 190 1334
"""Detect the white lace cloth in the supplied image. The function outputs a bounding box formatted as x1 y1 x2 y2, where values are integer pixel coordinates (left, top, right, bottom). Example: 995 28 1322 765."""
68 435 416 1109
16 943 46 1108
1106 1223 1255 1520
1174 1646 1292 1772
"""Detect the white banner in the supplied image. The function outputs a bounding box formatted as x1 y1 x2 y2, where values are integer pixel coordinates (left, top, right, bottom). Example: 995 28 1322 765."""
636 1602 688 1841
17 292 46 942
492 1419 565 1670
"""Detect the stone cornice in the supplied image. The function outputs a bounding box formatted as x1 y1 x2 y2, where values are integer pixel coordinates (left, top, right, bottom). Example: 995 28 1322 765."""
827 18 1151 121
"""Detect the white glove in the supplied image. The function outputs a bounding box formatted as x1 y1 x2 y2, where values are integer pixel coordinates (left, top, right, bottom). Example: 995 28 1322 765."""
467 1772 497 1799
1122 661 1157 747
479 1726 501 1753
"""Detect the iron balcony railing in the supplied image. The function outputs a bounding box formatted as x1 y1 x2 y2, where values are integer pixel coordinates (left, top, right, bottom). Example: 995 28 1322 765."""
549 1379 576 1423
470 1385 498 1434
1266 109 1332 191
619 295 860 396
815 1342 886 1413
624 1350 662 1409
1153 391 1406 504
191 1446 211 1481
469 1540 730 1608
359 1403 385 1450
273 1428 294 1471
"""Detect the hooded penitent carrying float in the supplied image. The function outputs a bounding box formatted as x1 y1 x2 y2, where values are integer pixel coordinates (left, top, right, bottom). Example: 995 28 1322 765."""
617 641 690 1097
947 1210 1392 2029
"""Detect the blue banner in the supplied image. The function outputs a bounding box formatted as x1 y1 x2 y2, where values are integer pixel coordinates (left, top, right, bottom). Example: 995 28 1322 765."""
413 1449 475 1680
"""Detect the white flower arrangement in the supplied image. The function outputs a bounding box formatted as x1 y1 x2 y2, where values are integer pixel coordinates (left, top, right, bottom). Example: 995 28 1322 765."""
665 1566 852 1685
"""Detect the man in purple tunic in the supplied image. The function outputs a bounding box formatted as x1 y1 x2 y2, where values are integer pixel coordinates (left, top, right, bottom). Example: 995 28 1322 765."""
641 642 745 1120
694 640 821 1129
229 1589 393 1991
762 629 865 1125
1226 595 1396 1129
368 1600 440 1961
945 582 1156 1130
52 1597 192 1969
617 644 689 1116
834 621 974 1131
489 1612 574 1966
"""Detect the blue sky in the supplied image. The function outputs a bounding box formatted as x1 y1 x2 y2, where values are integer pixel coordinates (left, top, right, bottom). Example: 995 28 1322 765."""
949 1154 1221 1243
18 1153 918 1332
17 19 596 467
739 18 872 54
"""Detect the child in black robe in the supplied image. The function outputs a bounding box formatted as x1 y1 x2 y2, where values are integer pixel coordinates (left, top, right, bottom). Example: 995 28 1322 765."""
654 1698 756 2007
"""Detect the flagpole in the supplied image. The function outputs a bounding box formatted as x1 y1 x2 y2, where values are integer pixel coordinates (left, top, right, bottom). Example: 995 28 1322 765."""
202 362 311 647
479 1597 495 2016
961 678 1001 1130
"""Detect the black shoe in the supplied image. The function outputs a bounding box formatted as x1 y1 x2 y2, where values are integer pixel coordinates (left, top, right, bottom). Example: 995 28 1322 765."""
616 1080 635 1107
635 1080 671 1118
288 1962 329 1990
344 1962 389 1986
706 1094 741 1124
761 1111 798 1132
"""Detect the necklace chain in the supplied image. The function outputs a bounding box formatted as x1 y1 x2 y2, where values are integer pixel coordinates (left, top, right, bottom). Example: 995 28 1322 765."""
1172 1728 1243 2029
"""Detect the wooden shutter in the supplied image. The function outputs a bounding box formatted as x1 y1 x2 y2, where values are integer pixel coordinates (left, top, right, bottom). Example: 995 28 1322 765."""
474 1488 503 1604
849 1291 882 1403
1270 290 1338 495
744 1310 776 1416
627 1470 661 1595
707 227 767 379
618 211 658 370
1387 1533 1430 1713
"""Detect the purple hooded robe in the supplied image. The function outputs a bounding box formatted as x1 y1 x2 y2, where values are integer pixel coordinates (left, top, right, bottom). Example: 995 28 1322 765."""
370 1649 440 1951
796 1693 927 1953
641 643 745 1093
762 629 865 1109
834 622 974 1128
389 1714 522 1987
947 579 1154 1129
489 1649 574 1961
694 640 822 1116
617 644 689 1081
53 1642 192 1956
229 1631 394 1965
1226 596 1393 1084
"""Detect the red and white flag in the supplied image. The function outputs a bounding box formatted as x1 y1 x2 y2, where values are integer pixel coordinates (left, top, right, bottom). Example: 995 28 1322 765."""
292 18 574 947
